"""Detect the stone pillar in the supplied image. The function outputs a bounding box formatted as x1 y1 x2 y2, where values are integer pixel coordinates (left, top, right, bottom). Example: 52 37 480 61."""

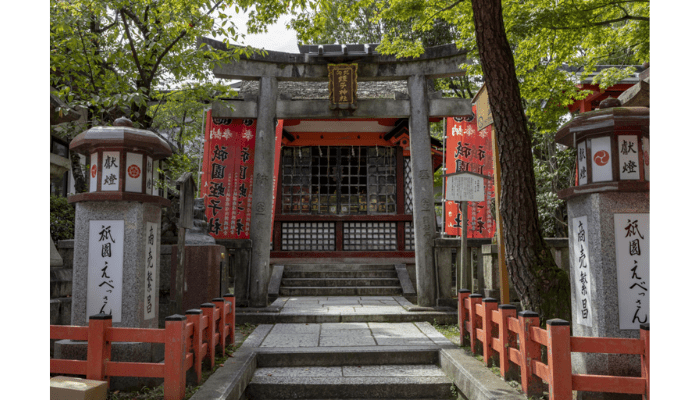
248 76 278 307
407 74 437 306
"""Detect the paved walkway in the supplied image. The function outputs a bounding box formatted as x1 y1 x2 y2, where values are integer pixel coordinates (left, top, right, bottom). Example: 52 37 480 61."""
236 296 457 324
248 322 454 348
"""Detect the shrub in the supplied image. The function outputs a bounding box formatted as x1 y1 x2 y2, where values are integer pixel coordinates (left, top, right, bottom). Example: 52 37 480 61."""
50 195 75 242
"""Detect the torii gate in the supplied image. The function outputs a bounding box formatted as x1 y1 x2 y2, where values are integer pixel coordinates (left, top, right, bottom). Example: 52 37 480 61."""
201 39 472 307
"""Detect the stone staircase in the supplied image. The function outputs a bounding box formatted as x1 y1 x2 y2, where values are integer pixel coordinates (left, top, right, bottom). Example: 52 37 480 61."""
243 349 455 399
278 264 404 297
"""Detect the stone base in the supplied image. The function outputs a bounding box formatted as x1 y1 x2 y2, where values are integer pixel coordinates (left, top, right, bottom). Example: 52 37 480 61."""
51 376 108 400
54 340 165 391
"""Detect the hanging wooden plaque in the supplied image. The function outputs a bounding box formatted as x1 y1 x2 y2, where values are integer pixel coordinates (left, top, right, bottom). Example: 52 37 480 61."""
328 63 358 109
473 85 494 131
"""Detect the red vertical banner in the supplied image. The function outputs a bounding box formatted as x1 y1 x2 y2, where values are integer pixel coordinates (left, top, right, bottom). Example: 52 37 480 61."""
203 118 257 239
270 119 284 242
444 110 496 238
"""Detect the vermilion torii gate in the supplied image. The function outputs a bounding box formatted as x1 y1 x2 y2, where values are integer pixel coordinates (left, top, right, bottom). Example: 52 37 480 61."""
201 38 472 307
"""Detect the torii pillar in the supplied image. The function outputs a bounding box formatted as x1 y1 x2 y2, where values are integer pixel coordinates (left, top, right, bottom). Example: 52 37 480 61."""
408 74 437 307
248 76 278 307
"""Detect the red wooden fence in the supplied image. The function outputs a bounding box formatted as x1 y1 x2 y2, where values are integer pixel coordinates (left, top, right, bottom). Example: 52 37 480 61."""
50 294 235 400
458 290 650 399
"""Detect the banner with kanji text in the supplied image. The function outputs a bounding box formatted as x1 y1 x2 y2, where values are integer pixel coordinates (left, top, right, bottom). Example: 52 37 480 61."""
444 110 496 238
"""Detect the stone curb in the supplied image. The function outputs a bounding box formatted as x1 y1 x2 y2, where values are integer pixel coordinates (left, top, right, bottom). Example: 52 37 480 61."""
439 348 527 400
187 348 256 400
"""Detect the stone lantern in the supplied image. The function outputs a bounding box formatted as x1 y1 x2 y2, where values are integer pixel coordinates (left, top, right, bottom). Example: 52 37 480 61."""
55 117 172 389
66 117 172 328
555 98 649 400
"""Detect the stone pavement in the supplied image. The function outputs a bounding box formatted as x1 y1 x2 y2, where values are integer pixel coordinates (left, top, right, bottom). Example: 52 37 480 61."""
191 295 527 400
236 295 457 324
252 322 454 348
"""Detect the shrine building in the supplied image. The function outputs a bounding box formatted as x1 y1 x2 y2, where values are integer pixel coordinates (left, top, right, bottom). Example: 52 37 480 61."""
199 39 473 308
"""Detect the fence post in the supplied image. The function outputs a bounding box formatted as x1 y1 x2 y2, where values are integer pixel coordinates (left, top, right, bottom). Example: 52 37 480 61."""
224 294 236 346
458 289 470 347
517 311 545 397
468 294 483 354
482 298 498 367
212 298 227 356
186 309 204 384
641 323 650 400
497 304 518 380
86 314 112 383
200 303 216 369
164 314 188 400
546 319 572 400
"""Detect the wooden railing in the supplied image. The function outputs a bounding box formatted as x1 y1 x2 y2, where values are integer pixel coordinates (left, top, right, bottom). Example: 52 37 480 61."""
50 294 235 400
458 290 649 399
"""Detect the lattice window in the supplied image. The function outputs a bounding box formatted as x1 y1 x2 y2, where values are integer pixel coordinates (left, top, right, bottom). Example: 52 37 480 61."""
343 222 397 251
404 157 413 214
282 146 396 215
367 147 397 214
281 222 336 251
404 221 415 251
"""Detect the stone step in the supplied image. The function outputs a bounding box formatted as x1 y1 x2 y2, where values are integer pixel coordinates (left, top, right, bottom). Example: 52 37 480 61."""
283 270 398 279
283 264 397 272
282 278 401 287
246 365 454 399
279 286 403 297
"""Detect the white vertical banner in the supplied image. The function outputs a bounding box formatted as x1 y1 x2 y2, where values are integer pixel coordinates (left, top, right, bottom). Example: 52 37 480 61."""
143 222 158 320
618 135 640 180
152 160 159 196
102 151 121 191
614 213 649 330
146 156 154 194
576 141 588 185
125 152 144 192
87 220 124 322
90 153 98 192
572 216 593 327
590 137 613 183
642 137 650 181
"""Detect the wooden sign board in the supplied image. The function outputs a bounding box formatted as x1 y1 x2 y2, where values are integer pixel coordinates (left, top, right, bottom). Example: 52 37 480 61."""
473 85 493 131
328 63 358 108
445 172 487 202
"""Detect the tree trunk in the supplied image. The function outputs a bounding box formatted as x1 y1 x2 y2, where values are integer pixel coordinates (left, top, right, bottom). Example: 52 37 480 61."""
471 0 571 323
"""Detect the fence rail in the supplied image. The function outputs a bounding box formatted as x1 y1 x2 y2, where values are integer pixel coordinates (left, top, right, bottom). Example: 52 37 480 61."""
457 290 649 399
50 294 235 400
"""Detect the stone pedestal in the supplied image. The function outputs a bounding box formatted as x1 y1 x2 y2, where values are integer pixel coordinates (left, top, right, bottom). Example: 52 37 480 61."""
555 99 649 400
70 201 163 328
566 192 648 400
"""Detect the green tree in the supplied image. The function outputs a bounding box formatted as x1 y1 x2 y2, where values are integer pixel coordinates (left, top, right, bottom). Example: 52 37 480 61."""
291 0 649 321
50 0 307 190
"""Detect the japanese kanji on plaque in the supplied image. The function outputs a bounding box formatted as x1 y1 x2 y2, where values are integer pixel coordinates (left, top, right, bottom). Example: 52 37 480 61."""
572 216 594 327
143 221 158 320
87 220 124 322
614 213 649 330
328 63 358 107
